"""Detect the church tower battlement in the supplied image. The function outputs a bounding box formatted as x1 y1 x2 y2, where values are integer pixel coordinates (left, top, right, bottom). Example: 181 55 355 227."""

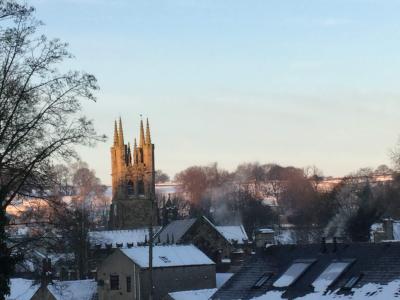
109 117 156 229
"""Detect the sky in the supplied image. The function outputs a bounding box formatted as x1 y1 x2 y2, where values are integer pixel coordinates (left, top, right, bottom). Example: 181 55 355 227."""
30 0 400 185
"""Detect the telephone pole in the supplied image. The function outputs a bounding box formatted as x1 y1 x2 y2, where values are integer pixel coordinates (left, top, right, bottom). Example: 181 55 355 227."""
148 183 154 300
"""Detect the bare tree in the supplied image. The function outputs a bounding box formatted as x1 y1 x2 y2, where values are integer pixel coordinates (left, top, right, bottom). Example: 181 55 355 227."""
175 166 208 207
155 169 170 183
0 1 102 296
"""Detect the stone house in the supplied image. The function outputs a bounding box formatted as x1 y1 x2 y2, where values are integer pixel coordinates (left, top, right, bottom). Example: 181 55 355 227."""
154 216 250 270
97 245 216 300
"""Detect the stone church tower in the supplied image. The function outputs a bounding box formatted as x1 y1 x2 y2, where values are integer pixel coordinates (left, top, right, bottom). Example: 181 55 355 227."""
108 118 157 229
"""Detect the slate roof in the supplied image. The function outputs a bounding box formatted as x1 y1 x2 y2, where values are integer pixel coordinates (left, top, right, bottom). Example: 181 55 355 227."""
89 227 161 249
212 241 400 300
216 226 249 245
47 280 97 300
120 244 215 268
168 288 218 300
156 217 246 245
6 278 39 300
156 219 197 243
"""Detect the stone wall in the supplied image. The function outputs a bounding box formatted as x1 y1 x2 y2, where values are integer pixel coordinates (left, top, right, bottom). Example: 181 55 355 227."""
98 249 216 300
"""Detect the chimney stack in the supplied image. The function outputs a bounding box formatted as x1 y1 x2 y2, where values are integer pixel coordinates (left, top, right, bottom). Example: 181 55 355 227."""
333 237 338 252
41 258 52 287
320 237 327 253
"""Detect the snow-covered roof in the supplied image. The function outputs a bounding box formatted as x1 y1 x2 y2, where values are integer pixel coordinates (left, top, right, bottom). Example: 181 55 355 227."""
213 242 400 300
250 279 400 299
168 288 217 300
120 245 215 268
257 228 275 234
156 218 197 243
216 225 248 244
47 280 97 300
275 229 297 244
89 227 161 249
6 278 39 300
217 273 234 288
371 222 384 232
370 220 400 241
34 250 74 264
155 183 178 195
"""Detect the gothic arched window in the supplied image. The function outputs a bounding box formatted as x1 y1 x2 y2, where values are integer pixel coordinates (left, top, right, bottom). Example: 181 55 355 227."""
138 179 145 196
127 180 134 195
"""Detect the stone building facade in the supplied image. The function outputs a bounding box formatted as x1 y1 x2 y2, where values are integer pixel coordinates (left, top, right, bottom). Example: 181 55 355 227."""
109 118 157 229
97 245 216 300
155 217 251 271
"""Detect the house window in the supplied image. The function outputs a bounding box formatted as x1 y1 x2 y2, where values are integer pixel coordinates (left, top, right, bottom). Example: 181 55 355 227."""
126 276 132 292
312 260 354 292
110 275 119 290
273 259 316 288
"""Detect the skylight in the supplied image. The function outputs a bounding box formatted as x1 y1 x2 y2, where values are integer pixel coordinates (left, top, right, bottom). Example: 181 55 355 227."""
273 259 315 288
342 274 363 290
159 256 171 263
252 272 273 289
312 261 352 292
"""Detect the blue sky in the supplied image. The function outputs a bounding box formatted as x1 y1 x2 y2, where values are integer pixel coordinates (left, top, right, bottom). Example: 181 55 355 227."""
31 0 400 184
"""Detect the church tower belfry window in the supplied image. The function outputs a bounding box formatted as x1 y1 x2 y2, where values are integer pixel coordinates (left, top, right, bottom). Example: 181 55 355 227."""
127 180 134 196
137 179 145 196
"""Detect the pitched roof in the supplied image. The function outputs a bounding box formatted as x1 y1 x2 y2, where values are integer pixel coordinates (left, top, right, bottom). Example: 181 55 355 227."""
212 242 400 300
6 279 96 300
156 219 197 243
6 278 39 300
168 288 218 300
216 273 234 288
250 280 400 299
156 217 246 246
89 227 161 249
120 245 215 268
216 226 248 245
47 280 97 300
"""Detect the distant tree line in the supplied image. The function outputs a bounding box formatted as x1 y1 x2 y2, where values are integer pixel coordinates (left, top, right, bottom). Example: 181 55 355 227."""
172 161 400 242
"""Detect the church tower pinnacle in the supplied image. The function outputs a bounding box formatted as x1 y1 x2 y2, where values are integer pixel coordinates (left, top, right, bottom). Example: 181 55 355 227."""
118 117 124 145
113 120 118 145
109 116 157 230
133 138 138 164
139 118 145 147
146 118 151 144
